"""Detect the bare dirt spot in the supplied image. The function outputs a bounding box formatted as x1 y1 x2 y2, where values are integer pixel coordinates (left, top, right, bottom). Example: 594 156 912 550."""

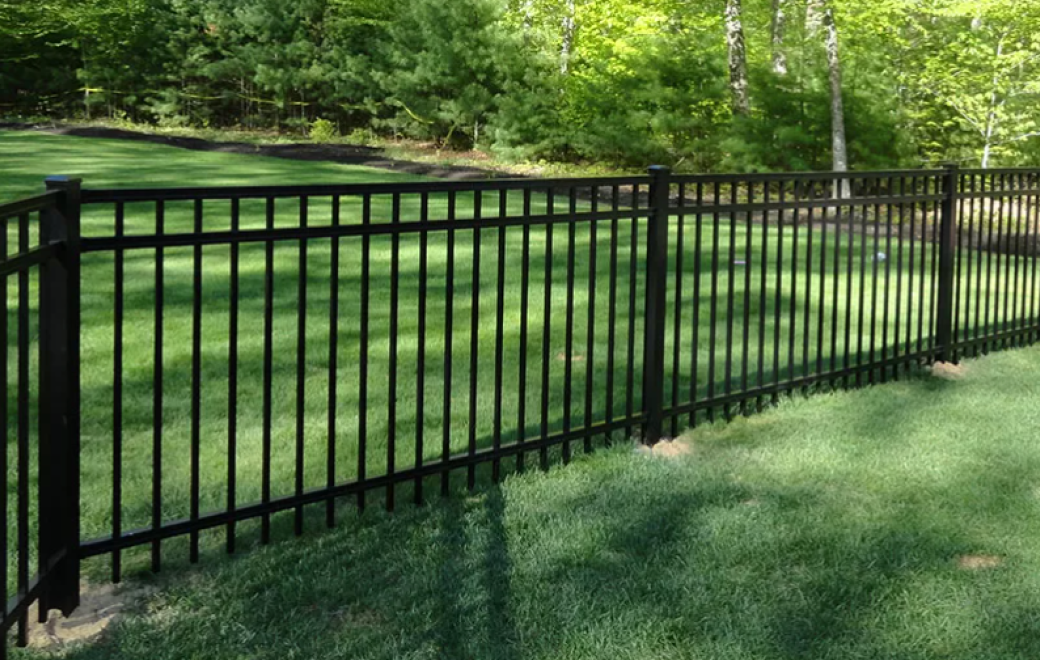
653 439 693 458
633 439 695 459
930 361 968 380
634 439 694 459
956 554 1003 570
26 580 156 649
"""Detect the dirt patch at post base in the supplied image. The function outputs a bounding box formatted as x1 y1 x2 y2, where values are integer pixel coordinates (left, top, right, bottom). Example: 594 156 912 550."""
25 580 156 649
930 361 968 380
633 438 694 459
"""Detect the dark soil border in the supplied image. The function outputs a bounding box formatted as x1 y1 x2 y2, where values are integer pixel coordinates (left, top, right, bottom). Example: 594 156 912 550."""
4 122 1034 255
0 122 521 181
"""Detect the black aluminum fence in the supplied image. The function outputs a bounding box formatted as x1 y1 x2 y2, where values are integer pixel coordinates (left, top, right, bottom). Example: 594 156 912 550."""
1 180 80 654
4 164 1040 653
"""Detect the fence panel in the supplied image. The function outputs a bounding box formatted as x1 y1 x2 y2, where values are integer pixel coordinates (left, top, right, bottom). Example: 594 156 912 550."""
75 178 650 574
954 170 1040 356
660 170 953 427
57 166 1040 576
5 164 1040 651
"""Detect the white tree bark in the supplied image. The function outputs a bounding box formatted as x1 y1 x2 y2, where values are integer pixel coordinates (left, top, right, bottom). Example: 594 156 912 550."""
521 0 535 34
725 0 751 116
806 0 824 38
560 0 576 75
771 0 788 76
821 2 850 197
981 36 1006 169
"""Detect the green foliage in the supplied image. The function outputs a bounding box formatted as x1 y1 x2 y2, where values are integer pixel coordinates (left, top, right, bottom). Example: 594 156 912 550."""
721 68 912 172
373 0 519 148
2 0 1039 170
344 126 377 145
901 0 1040 166
309 117 338 142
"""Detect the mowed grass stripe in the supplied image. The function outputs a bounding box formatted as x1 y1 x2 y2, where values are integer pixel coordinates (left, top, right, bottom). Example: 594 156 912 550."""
2 131 1038 583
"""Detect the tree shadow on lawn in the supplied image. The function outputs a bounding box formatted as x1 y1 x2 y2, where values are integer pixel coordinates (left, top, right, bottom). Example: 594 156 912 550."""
53 206 1040 658
37 379 1040 660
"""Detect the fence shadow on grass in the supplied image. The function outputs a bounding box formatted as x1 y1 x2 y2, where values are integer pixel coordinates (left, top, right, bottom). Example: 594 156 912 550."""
12 166 1040 656
50 381 1040 660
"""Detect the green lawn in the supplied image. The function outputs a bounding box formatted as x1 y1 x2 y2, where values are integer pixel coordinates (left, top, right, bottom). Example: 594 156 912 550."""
1 130 1035 583
14 344 1040 660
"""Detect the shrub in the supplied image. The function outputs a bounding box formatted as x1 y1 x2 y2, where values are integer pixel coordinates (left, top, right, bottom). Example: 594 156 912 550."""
345 127 377 146
309 118 338 143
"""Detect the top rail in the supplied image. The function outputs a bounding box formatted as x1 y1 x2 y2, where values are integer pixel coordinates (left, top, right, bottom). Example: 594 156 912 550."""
78 168 972 205
80 176 649 204
671 169 947 184
959 188 1040 200
0 191 60 219
960 167 1040 176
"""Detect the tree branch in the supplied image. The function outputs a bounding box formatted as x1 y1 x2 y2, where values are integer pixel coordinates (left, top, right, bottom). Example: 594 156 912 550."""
992 131 1040 147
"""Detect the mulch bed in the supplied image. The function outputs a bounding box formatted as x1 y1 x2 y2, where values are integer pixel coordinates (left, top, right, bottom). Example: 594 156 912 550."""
0 122 519 181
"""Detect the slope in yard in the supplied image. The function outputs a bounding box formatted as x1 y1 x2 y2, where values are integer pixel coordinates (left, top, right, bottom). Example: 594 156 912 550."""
3 130 1035 575
16 344 1040 660
0 130 429 198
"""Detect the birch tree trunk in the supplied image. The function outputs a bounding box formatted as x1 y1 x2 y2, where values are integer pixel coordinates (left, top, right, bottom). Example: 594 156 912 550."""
981 36 1006 169
560 0 576 75
725 0 751 116
521 0 534 35
806 0 824 38
771 0 788 76
822 2 850 198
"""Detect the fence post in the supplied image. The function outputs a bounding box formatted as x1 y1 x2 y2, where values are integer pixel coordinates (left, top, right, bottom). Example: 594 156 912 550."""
642 166 671 445
39 176 82 618
936 163 959 363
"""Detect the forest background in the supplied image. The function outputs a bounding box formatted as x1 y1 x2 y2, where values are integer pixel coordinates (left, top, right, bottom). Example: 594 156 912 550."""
2 0 1038 172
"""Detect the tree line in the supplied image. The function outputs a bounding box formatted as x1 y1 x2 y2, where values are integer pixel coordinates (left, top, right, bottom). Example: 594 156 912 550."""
1 0 1038 171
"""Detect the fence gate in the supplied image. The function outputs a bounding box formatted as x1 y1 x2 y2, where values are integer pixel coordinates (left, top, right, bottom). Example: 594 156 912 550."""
0 178 81 657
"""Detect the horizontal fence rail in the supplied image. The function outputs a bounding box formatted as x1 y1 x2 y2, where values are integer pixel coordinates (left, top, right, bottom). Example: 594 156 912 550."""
4 164 1040 653
73 176 655 582
660 170 953 430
